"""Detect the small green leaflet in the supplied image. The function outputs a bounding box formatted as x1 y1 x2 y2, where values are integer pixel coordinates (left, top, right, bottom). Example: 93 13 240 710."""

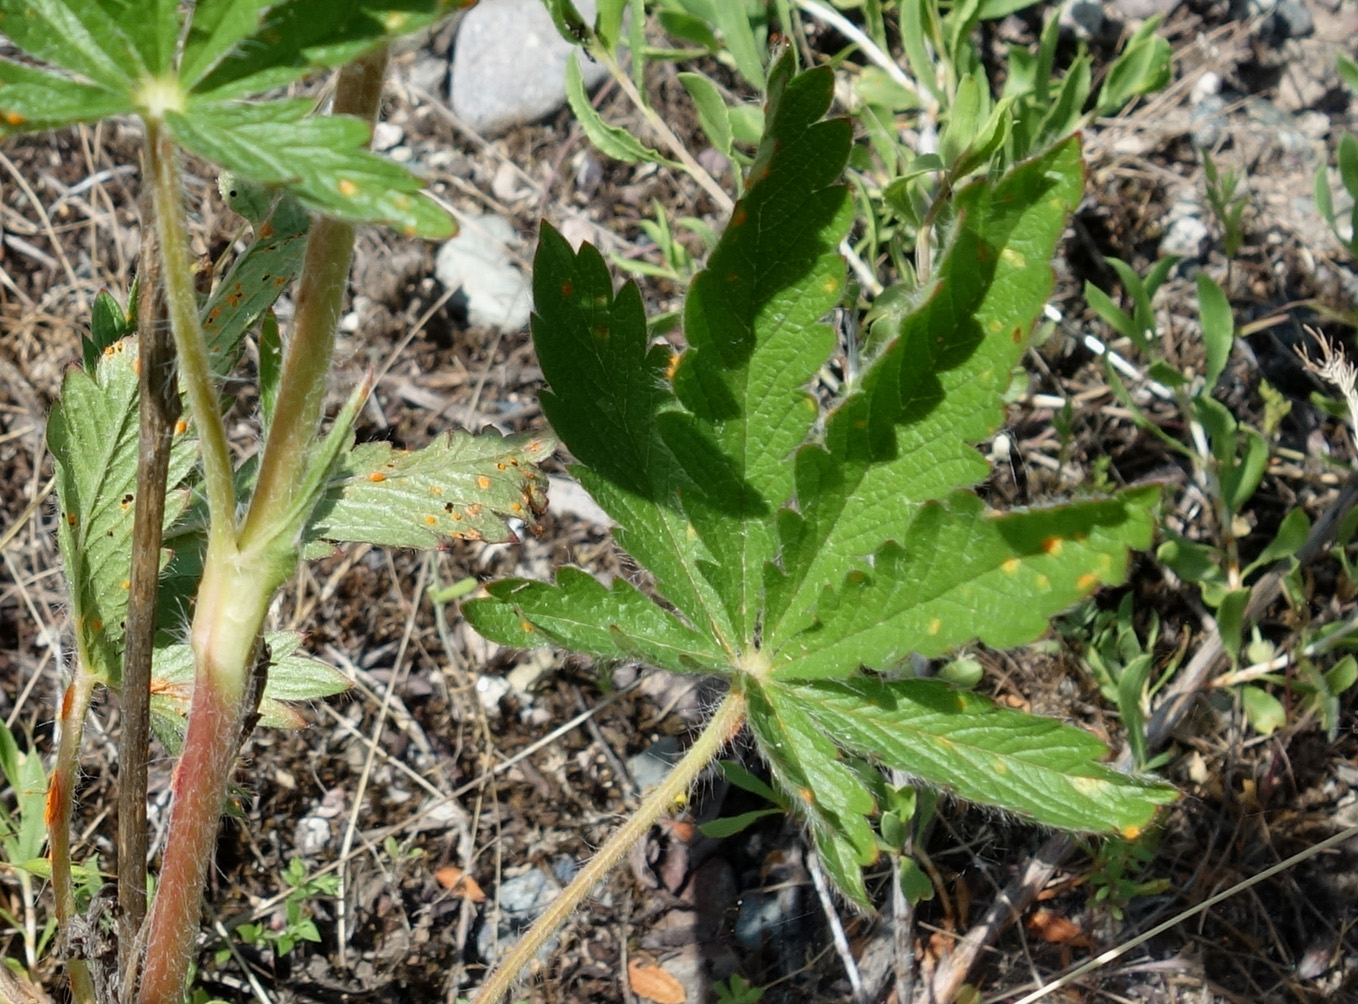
48 338 198 687
149 631 350 753
304 432 555 551
204 172 312 373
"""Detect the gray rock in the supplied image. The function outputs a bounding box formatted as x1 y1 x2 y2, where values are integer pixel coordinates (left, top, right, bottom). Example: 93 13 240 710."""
1159 200 1211 261
1110 0 1182 19
450 0 608 136
627 736 684 793
476 867 562 965
434 213 531 330
1060 0 1108 40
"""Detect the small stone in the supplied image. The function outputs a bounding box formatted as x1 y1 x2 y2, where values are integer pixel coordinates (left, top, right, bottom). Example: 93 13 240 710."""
450 0 609 137
1059 0 1107 40
476 674 510 715
372 121 404 151
434 212 532 330
1110 0 1181 16
1160 209 1210 261
627 737 684 793
1190 71 1222 106
477 867 562 965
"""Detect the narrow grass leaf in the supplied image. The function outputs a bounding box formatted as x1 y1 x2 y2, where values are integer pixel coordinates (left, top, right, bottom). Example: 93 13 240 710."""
565 56 666 164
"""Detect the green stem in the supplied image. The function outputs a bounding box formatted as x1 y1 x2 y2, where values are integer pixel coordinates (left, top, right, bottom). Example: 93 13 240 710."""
471 691 747 1004
240 46 388 550
146 121 235 550
47 671 97 1004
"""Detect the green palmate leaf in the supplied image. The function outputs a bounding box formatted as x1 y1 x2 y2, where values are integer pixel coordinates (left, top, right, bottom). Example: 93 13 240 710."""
467 568 730 671
168 102 452 237
770 487 1159 679
304 430 554 549
47 338 198 686
468 58 1175 904
663 57 852 640
184 0 445 100
0 59 136 134
0 0 141 91
149 631 350 752
204 173 312 372
764 137 1085 641
764 677 1177 835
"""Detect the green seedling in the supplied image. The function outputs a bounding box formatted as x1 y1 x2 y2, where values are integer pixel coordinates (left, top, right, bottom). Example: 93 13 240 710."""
1202 149 1249 285
221 859 339 962
462 51 1175 1003
4 4 552 1003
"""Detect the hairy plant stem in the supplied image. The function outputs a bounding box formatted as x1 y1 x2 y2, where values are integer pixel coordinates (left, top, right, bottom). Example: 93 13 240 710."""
135 54 389 1004
145 121 235 551
48 671 97 1004
120 196 179 993
471 690 747 1004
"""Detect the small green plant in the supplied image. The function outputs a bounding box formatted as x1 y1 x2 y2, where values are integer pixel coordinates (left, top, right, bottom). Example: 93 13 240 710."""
2 3 552 1002
713 972 765 1004
463 46 1175 1004
1085 830 1169 922
222 859 339 962
1201 148 1249 285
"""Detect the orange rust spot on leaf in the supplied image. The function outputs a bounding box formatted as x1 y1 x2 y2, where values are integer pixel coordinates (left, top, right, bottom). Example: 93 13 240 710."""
425 515 438 525
511 502 523 513
467 504 482 516
90 619 102 632
369 472 386 482
175 419 189 435
496 462 507 471
338 178 359 197
121 579 130 590
560 281 573 297
476 475 491 490
520 620 535 633
1042 537 1062 556
430 485 444 497
66 512 77 527
1012 327 1023 344
3 111 26 126
259 222 275 239
1077 572 1099 591
731 205 747 226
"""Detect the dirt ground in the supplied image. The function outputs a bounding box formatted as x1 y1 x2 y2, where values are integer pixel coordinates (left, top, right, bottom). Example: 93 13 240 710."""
1 3 1358 1003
